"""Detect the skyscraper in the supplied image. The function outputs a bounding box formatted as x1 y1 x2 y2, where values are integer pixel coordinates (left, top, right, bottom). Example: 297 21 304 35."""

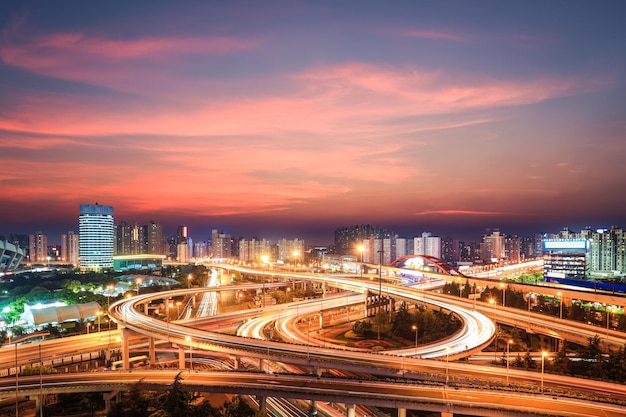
29 231 47 263
61 231 79 265
79 203 114 270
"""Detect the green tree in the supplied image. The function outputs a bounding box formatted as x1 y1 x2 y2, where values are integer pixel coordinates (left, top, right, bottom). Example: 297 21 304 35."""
221 396 255 417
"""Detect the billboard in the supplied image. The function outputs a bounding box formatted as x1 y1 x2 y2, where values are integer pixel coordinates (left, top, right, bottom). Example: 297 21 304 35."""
543 239 588 251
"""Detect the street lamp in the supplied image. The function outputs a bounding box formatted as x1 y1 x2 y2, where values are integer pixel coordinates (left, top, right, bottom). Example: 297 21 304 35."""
106 284 114 331
135 278 142 295
86 322 91 335
541 351 548 392
357 244 364 278
500 283 506 307
96 311 102 333
377 249 383 341
557 291 563 319
412 325 418 356
186 336 192 370
506 339 513 385
187 274 192 289
445 346 451 385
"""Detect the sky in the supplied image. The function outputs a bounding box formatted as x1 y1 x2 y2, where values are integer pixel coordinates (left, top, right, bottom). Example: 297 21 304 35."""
1 1 626 245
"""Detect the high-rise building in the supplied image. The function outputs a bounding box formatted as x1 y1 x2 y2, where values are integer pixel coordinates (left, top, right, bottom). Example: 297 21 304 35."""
211 229 232 259
334 224 392 256
79 203 114 270
414 232 441 259
277 238 304 262
480 229 505 262
29 231 48 263
116 221 132 255
146 221 163 255
61 231 79 265
505 235 521 263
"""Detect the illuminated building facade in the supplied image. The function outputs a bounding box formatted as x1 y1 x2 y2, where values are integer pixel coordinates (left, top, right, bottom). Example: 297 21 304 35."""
61 231 79 265
79 203 114 270
29 231 48 263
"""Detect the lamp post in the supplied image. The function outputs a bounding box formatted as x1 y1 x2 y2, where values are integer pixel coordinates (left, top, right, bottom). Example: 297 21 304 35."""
412 325 418 356
97 311 102 333
186 336 192 370
500 283 506 307
541 351 548 392
445 346 451 385
377 249 383 341
86 322 91 335
106 284 113 331
357 245 364 278
135 278 142 296
187 274 192 289
506 339 513 385
606 307 612 339
15 341 18 417
261 255 269 308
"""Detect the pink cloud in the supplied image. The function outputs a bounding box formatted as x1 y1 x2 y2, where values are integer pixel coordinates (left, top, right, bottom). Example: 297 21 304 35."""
0 31 262 93
413 210 511 216
400 29 468 42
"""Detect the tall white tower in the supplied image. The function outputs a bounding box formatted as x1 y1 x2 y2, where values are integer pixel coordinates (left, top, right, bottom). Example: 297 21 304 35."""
79 203 114 270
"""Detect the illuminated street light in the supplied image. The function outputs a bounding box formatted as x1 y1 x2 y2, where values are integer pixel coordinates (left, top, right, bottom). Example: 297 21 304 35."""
135 278 142 296
506 339 513 385
186 335 193 370
357 244 364 278
377 249 383 341
106 284 114 331
412 325 418 356
445 346 451 385
541 351 548 392
86 322 91 335
187 274 192 289
96 311 102 333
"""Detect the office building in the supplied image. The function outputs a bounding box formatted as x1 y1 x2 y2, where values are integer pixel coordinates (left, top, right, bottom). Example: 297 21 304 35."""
79 203 115 270
543 239 588 280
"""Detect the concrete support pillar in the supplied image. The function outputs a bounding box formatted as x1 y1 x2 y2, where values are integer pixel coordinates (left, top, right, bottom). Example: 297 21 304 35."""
149 337 156 367
232 356 240 370
441 412 453 417
346 403 356 417
144 303 149 314
178 345 186 369
120 328 130 371
259 358 266 372
396 408 406 417
103 392 119 413
308 400 318 416
192 295 196 308
257 396 266 411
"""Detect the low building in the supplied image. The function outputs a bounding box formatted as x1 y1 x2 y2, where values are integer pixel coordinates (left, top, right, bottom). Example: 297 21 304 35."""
113 254 166 271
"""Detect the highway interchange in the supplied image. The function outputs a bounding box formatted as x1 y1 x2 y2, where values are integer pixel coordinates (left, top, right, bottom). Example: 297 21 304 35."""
2 263 626 416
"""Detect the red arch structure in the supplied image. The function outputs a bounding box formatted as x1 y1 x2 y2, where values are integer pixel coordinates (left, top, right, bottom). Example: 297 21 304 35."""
389 255 467 278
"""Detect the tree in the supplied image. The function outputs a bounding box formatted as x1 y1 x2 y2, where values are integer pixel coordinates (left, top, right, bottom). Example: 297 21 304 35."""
221 396 255 417
160 373 192 417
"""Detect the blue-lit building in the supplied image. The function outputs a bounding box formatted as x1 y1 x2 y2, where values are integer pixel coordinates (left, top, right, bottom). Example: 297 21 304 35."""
543 239 589 280
79 203 114 270
0 240 25 272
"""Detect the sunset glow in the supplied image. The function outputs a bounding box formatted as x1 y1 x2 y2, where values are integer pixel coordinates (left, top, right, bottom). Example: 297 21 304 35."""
1 1 625 242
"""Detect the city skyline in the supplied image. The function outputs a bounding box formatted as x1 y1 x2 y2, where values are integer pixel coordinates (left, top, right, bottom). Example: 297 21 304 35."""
1 1 626 245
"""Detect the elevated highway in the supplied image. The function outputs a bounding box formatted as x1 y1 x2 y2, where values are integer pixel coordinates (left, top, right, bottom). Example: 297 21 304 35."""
2 370 626 417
